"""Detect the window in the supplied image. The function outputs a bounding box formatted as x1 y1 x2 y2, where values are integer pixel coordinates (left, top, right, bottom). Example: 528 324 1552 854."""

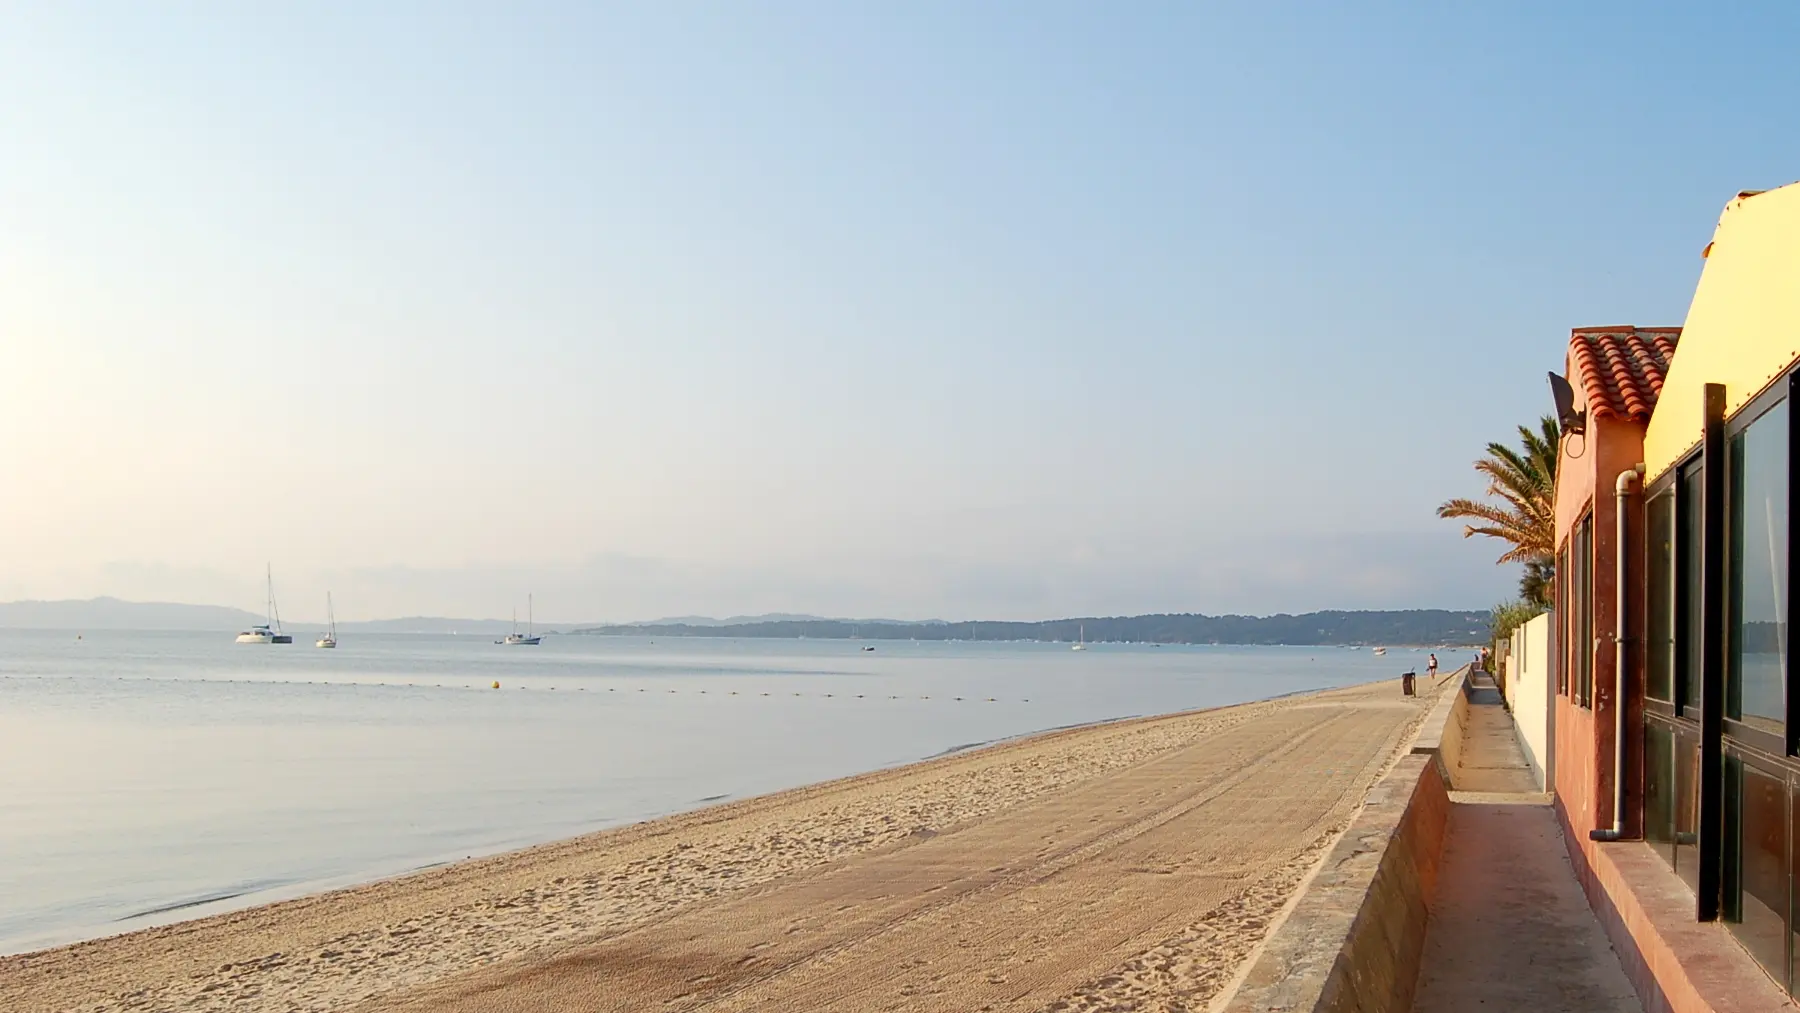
1724 755 1788 985
1645 719 1675 868
1789 785 1800 989
1558 544 1571 696
1675 725 1702 894
1730 400 1789 738
1574 515 1594 707
1681 463 1707 714
1648 489 1677 701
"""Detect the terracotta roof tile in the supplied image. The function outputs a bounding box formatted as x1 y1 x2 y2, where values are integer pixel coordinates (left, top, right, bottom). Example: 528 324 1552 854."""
1569 326 1681 423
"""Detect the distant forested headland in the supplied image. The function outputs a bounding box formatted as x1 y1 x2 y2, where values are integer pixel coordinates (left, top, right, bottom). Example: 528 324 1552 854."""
572 610 1488 646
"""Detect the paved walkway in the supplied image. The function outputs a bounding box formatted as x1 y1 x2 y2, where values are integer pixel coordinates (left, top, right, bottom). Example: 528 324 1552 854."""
1411 672 1642 1012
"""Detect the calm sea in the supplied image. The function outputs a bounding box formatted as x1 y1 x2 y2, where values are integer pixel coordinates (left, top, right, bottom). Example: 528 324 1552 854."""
0 630 1467 955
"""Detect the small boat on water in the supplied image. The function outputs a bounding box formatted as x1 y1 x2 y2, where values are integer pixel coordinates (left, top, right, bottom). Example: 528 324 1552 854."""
238 565 293 643
499 595 542 645
317 593 337 648
236 625 274 644
1071 623 1087 651
1373 647 1387 656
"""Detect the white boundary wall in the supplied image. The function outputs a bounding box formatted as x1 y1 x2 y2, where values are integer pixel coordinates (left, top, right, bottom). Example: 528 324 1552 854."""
1504 611 1554 790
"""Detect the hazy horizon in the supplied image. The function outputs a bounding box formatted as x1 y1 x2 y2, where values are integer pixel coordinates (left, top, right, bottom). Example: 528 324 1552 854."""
0 594 1483 630
6 5 1797 622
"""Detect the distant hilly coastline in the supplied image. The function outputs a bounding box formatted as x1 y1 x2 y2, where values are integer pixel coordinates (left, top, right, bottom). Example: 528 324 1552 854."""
572 609 1489 647
0 598 529 634
0 600 927 635
0 598 271 631
0 598 1488 645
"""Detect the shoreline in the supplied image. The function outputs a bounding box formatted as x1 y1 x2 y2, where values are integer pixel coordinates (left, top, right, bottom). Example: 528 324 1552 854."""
0 707 1181 959
2 676 1429 1013
1 710 1153 960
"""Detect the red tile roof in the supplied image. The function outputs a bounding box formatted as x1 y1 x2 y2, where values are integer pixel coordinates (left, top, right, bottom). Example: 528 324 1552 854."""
1569 326 1681 423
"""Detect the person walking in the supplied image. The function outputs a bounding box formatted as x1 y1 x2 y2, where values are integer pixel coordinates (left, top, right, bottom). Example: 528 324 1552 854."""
1427 652 1439 680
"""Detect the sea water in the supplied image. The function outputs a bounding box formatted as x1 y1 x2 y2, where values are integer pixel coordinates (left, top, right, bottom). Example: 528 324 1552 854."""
0 630 1469 954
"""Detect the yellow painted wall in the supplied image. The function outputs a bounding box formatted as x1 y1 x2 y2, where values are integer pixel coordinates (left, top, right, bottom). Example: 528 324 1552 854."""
1644 182 1800 481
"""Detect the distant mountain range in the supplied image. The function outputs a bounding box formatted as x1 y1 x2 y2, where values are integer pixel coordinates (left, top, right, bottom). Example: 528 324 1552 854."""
625 613 937 627
0 598 271 631
0 600 937 634
0 599 1489 645
572 610 1490 646
0 598 540 634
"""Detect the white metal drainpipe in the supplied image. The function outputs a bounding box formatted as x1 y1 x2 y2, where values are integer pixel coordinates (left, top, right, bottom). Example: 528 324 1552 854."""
1592 466 1641 842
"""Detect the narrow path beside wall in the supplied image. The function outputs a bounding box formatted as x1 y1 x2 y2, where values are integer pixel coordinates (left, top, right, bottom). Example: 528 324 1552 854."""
1411 672 1642 1012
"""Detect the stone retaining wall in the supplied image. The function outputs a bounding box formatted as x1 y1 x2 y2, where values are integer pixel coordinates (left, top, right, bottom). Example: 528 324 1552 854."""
1222 673 1469 1013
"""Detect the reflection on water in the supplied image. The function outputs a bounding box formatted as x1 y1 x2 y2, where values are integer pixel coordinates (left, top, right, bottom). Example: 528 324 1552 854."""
0 630 1462 953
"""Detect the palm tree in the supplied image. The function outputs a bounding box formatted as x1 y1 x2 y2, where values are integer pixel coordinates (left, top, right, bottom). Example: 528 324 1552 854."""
1438 415 1560 607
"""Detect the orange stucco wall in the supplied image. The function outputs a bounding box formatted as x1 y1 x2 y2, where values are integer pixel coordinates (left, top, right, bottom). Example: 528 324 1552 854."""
1552 379 1648 845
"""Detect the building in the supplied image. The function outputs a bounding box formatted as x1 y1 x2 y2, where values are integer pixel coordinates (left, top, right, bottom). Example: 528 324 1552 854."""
1549 182 1800 1008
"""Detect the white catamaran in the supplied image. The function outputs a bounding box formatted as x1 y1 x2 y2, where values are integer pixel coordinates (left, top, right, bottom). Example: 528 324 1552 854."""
499 594 542 645
237 565 293 643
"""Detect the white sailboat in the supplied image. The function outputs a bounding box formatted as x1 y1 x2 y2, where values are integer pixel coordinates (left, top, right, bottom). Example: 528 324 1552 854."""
1071 623 1087 651
499 594 542 645
317 593 337 648
237 565 293 643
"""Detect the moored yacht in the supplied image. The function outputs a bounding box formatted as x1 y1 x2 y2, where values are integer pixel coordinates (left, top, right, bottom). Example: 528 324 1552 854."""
237 565 294 643
236 625 274 644
498 594 542 645
316 592 337 648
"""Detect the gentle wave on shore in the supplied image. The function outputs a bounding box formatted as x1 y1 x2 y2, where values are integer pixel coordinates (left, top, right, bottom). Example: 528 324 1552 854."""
0 630 1465 954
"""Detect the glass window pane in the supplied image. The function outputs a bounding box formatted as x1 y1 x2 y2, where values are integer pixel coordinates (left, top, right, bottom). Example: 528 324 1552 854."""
1645 719 1676 867
1725 756 1788 983
1730 400 1788 736
1682 465 1706 714
1648 491 1676 701
1558 547 1571 696
1790 782 1800 992
1576 518 1594 707
1585 518 1596 705
1675 725 1701 894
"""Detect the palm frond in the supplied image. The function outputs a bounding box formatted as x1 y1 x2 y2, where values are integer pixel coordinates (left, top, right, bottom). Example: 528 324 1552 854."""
1437 414 1561 567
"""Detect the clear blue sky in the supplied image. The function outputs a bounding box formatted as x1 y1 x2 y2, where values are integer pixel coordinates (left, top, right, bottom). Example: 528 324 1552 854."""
2 3 1795 621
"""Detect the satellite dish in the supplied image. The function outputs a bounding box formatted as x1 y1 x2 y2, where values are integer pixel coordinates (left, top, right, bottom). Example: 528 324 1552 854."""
1548 372 1586 435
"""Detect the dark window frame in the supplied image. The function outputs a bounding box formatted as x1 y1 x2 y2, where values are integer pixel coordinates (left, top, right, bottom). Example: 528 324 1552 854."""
1718 373 1798 758
1576 511 1596 709
1649 369 1800 990
1679 458 1707 719
1726 394 1791 750
1647 468 1681 721
1712 371 1800 989
1648 483 1678 705
1558 542 1572 697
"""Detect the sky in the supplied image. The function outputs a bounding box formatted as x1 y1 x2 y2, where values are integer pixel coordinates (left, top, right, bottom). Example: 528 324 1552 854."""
3 3 1797 623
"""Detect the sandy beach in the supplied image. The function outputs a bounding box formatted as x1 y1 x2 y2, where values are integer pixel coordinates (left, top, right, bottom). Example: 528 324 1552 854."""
1 678 1432 1013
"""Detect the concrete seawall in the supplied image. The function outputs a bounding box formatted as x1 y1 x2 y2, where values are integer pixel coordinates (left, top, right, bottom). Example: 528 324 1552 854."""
1224 671 1470 1013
